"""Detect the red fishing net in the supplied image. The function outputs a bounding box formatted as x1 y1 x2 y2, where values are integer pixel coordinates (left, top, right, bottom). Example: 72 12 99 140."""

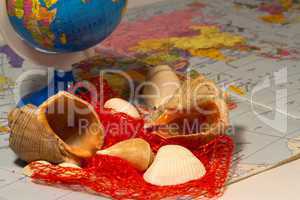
32 77 235 199
98 110 145 148
69 76 118 108
30 133 233 200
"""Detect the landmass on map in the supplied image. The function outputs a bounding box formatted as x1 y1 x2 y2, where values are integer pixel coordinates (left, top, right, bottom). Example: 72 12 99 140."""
0 45 23 68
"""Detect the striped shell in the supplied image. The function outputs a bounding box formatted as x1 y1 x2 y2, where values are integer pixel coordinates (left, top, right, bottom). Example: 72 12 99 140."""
143 145 206 186
8 91 104 164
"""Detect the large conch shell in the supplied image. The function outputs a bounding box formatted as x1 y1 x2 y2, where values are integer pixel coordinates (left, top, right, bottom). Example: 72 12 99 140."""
149 73 229 144
97 138 154 171
8 91 104 164
143 145 206 186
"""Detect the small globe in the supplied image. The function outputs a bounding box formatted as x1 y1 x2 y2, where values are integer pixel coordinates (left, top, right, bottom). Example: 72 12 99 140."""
6 0 127 53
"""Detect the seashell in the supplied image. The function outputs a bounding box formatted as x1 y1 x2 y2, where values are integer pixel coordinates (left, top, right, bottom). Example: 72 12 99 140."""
162 73 225 111
97 138 153 171
9 91 104 164
149 74 229 144
143 65 181 109
23 161 81 177
104 98 141 119
143 145 206 186
23 160 51 177
58 162 81 169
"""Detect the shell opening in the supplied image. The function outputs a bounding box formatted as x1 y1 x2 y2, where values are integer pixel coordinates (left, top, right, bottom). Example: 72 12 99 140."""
155 101 221 137
39 93 103 156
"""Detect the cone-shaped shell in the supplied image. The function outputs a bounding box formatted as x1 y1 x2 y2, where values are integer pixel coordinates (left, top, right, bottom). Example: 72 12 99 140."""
97 138 153 171
9 91 104 164
143 145 206 186
143 65 181 109
149 74 229 144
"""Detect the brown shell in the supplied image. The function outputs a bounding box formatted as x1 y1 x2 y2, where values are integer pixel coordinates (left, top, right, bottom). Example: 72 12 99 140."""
149 74 229 144
161 74 226 111
8 92 104 164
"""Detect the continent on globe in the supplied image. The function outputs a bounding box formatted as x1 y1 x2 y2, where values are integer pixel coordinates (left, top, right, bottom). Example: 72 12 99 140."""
6 0 128 53
0 45 24 68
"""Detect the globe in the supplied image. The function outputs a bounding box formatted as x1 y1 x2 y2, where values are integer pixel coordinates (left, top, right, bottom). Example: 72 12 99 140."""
6 0 127 53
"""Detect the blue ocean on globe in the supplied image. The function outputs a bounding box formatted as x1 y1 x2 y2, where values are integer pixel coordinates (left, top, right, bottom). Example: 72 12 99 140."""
6 0 127 53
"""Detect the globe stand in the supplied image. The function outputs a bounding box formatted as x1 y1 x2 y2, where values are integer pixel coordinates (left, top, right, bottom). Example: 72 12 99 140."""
0 0 97 106
17 69 75 107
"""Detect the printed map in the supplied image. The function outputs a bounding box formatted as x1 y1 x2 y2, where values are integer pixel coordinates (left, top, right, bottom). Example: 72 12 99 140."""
1 0 300 199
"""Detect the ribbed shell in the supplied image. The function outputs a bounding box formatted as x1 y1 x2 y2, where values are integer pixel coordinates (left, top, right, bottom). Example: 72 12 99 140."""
9 105 67 163
143 145 206 186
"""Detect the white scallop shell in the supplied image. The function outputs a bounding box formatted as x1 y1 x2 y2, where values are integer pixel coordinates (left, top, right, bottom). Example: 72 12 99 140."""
143 145 206 186
104 98 140 118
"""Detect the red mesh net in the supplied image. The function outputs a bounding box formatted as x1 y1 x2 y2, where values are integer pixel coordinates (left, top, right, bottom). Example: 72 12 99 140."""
35 78 235 199
98 110 145 148
30 135 233 200
68 76 118 108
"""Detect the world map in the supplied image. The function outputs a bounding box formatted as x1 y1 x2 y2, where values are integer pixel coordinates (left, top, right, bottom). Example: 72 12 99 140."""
1 0 300 199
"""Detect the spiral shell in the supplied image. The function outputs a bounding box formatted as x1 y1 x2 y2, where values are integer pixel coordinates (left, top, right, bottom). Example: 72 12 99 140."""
8 91 104 164
143 65 181 109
